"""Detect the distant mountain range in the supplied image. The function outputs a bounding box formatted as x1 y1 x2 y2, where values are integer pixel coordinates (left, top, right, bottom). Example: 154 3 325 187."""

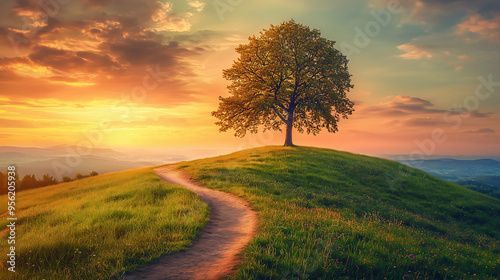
0 145 236 180
0 146 185 179
380 154 500 162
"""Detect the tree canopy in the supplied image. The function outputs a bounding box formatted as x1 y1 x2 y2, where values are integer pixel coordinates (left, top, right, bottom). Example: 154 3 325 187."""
212 20 354 146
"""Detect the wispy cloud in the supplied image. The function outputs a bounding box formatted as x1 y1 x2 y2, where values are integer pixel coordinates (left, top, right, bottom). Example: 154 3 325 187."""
397 43 433 59
465 128 495 133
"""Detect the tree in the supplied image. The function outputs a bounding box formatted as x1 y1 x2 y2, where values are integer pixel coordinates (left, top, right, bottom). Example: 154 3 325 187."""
41 174 58 187
212 20 354 146
0 172 5 194
20 174 38 191
62 176 72 182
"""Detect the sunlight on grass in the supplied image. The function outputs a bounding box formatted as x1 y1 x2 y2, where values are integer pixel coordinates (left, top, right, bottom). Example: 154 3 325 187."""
0 168 209 280
182 146 500 280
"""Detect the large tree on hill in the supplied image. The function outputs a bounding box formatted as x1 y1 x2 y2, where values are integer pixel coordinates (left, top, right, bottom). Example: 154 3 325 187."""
212 20 354 146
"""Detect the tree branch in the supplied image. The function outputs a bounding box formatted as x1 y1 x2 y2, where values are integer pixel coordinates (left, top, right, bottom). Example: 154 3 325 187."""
272 105 288 124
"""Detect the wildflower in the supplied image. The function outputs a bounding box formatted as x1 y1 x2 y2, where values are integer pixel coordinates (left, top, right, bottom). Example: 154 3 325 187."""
403 275 410 279
408 254 416 258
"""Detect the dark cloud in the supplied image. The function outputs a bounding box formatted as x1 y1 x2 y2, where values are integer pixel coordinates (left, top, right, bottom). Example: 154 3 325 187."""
419 0 500 17
81 0 111 7
468 111 492 118
465 128 495 133
363 95 445 117
11 0 41 15
28 46 122 73
105 39 200 67
362 96 492 122
386 96 438 112
362 107 407 117
403 118 440 127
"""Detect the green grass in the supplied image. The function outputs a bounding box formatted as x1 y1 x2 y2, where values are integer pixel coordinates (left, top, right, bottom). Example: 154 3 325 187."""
0 168 209 280
181 146 500 280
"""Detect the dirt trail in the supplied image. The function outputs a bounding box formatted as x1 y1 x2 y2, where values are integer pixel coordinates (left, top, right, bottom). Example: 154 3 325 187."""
126 165 258 280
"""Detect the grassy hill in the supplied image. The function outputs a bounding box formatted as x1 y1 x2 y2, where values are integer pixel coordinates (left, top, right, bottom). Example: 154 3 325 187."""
2 146 498 279
0 168 208 279
180 146 500 280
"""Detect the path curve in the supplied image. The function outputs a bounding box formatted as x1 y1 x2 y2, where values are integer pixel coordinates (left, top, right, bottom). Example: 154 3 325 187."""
127 165 258 280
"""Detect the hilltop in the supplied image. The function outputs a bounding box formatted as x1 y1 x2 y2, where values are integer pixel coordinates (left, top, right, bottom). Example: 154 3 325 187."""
180 146 500 279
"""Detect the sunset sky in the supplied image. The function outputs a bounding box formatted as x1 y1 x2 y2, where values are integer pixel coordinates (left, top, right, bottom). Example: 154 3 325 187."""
1 0 499 156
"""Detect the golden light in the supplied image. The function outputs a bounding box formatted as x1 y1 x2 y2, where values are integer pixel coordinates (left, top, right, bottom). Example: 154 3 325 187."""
7 63 54 78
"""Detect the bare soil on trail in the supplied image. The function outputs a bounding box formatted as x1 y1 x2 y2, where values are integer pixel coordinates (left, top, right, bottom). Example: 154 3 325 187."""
126 165 258 280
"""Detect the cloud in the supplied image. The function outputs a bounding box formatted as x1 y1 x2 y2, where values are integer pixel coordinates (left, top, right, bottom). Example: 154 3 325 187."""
456 13 500 43
381 95 443 114
104 39 200 68
403 117 440 127
362 95 440 118
397 43 433 59
103 116 190 129
0 98 45 108
465 128 495 133
0 117 83 128
188 1 205 12
374 0 500 27
28 46 122 74
0 0 215 105
151 1 193 32
362 95 491 120
0 118 36 128
81 0 111 7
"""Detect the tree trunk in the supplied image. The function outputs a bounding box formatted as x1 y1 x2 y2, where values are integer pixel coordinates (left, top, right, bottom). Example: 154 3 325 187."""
284 110 294 146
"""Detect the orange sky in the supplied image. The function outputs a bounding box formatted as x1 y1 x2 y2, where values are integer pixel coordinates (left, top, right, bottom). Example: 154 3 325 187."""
1 0 499 156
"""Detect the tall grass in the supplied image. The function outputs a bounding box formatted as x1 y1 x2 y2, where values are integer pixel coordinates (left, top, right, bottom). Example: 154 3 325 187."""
0 168 209 280
182 146 500 280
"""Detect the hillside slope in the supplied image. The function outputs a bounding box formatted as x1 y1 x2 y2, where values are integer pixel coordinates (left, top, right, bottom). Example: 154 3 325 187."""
181 146 500 280
0 168 208 279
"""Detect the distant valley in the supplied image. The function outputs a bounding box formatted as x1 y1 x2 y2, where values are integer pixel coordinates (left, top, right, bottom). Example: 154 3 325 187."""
382 155 500 199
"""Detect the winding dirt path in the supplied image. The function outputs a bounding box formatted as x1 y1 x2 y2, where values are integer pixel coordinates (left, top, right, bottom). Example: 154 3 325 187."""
126 165 258 280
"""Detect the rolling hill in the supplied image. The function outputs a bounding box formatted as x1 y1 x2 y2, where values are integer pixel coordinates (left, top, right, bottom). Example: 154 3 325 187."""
1 146 499 279
181 146 500 279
